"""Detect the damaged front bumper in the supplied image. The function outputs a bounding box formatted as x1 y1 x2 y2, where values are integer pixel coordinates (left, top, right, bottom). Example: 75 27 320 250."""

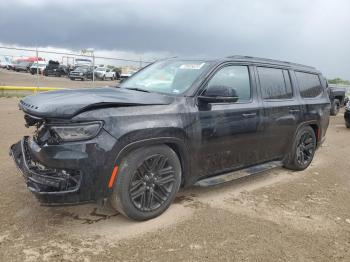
10 137 85 204
9 133 117 205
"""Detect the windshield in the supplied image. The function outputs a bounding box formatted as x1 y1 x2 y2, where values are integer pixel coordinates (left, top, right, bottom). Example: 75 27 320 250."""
119 60 211 95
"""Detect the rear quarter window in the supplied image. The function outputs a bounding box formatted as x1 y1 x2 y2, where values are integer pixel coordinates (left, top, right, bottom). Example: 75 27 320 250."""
295 72 323 98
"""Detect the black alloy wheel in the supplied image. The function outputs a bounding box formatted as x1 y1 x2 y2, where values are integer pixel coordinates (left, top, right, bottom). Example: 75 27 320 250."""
110 145 181 220
295 132 315 166
284 126 316 171
129 154 176 212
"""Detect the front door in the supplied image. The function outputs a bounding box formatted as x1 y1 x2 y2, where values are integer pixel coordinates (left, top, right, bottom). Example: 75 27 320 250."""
195 64 264 178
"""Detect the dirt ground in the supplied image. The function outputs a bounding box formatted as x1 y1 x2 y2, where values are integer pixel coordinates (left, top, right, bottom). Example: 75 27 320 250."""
0 97 349 262
0 68 117 88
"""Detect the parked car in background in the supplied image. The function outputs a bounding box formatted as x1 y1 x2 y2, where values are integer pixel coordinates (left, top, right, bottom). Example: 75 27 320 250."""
0 56 12 69
120 70 138 80
329 85 347 116
30 61 47 75
69 66 94 80
6 58 14 70
94 67 116 80
10 56 330 220
43 60 68 77
13 61 33 72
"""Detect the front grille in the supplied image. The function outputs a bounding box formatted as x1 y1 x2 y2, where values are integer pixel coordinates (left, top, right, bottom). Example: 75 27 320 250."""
20 100 39 110
70 72 81 76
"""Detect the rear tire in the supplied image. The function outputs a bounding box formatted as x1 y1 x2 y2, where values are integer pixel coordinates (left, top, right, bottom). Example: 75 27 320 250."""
346 121 350 128
110 145 181 220
330 99 340 116
284 126 317 171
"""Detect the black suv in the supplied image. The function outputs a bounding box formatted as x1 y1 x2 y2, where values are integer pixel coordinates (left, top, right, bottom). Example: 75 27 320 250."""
43 60 68 77
10 56 330 220
330 86 349 116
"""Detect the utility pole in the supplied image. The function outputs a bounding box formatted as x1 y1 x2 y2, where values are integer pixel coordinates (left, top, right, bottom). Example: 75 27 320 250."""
36 47 39 89
92 53 95 83
81 48 94 86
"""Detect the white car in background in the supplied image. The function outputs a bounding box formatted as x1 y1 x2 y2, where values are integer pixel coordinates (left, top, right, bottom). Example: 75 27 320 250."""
29 61 47 74
94 67 116 80
120 69 138 80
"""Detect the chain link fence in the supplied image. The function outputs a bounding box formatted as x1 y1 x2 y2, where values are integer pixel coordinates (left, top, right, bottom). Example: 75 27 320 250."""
0 46 154 94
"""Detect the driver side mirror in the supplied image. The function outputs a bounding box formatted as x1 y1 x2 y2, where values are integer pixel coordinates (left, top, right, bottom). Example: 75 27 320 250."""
198 85 239 103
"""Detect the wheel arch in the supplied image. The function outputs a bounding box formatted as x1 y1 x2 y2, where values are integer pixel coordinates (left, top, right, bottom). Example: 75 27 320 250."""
113 136 190 187
292 121 321 147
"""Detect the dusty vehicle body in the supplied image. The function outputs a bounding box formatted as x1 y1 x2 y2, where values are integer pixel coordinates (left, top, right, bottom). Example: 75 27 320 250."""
10 56 330 220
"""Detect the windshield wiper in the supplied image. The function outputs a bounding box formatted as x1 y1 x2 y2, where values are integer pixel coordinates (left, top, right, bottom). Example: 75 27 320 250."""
125 87 151 93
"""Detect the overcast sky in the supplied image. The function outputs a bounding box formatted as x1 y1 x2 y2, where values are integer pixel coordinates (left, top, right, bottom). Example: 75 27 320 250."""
0 0 349 78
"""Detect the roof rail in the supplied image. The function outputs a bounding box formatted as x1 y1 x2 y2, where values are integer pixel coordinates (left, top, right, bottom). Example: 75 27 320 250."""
226 55 315 69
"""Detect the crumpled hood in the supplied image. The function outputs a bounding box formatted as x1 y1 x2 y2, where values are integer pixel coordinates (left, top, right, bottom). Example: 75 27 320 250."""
19 87 174 118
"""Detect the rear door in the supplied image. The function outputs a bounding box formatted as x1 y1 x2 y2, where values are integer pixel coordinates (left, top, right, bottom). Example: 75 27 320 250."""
256 66 303 161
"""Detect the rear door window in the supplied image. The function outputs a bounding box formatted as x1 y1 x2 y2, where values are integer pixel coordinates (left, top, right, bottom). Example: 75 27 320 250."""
295 72 323 98
258 67 293 100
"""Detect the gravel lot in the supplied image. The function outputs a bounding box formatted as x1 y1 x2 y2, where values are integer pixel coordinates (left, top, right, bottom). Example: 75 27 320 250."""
0 97 349 261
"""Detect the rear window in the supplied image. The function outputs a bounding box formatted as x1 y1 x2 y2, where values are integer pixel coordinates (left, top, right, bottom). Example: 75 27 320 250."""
295 72 323 98
258 67 293 100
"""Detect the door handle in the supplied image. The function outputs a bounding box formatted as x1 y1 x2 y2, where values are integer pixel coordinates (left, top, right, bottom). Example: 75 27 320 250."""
289 109 300 113
242 113 257 118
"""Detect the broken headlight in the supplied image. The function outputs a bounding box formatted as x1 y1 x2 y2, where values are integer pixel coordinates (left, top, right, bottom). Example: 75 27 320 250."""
49 122 102 142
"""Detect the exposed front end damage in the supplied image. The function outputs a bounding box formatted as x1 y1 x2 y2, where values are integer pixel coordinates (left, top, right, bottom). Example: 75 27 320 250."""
9 87 176 206
10 112 118 205
10 137 82 201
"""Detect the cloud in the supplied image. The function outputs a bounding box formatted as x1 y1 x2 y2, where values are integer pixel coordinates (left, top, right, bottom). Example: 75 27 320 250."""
0 0 349 78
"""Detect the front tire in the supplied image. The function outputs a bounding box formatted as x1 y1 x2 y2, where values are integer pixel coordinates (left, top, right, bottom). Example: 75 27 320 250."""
110 145 181 220
284 126 317 171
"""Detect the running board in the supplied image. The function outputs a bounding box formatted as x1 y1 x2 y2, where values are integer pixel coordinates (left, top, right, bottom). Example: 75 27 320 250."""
194 161 283 187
